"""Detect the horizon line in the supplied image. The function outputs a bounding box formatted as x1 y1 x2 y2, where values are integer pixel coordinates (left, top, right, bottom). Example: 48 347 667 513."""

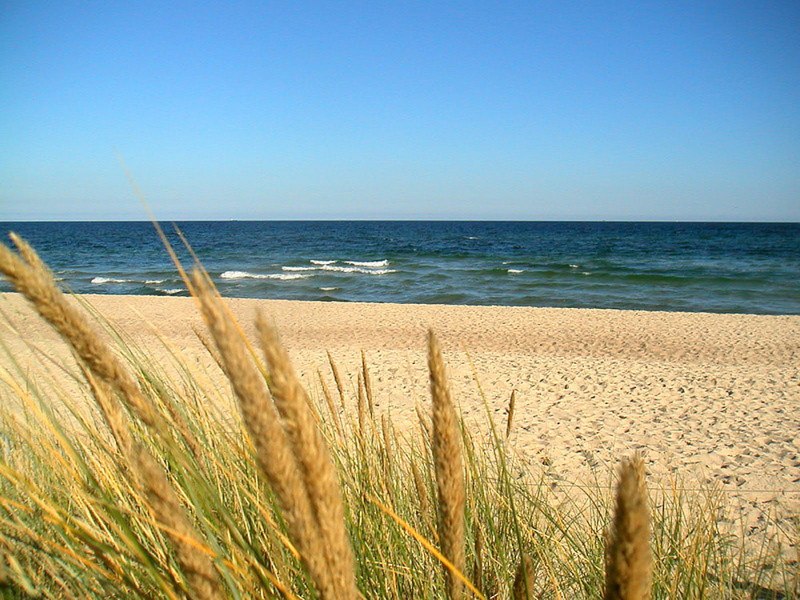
1 218 799 225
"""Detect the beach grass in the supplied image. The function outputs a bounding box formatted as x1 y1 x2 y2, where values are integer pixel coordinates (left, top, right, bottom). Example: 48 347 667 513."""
0 236 796 599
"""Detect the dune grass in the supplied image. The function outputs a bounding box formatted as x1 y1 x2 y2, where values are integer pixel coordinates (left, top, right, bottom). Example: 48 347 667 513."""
0 235 796 599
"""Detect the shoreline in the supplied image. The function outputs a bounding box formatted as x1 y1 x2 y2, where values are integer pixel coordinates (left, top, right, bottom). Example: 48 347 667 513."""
4 289 798 318
1 291 798 547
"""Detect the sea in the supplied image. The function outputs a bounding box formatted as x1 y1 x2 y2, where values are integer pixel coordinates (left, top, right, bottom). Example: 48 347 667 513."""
0 221 798 315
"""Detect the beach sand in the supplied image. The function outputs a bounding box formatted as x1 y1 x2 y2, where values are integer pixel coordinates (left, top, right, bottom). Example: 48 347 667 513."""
1 292 798 549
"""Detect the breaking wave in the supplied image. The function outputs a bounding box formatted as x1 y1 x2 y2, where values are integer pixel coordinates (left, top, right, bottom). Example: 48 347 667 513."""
220 271 309 281
344 259 389 267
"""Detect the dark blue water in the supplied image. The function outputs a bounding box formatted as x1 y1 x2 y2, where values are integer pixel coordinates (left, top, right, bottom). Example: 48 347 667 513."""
1 221 798 314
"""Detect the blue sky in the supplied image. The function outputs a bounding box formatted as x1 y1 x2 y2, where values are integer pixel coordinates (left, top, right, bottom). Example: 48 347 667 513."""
1 1 798 221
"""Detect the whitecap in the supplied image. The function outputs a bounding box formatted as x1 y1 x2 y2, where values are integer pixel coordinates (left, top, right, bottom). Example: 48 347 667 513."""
320 265 396 275
569 264 579 269
220 270 309 280
145 279 165 284
581 271 591 275
311 260 337 265
320 287 339 291
269 273 310 280
507 269 524 274
161 288 183 295
344 259 389 267
282 266 317 272
220 270 253 279
91 276 128 284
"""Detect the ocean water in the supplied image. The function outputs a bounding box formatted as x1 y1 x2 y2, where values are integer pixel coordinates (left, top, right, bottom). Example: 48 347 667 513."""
0 221 798 315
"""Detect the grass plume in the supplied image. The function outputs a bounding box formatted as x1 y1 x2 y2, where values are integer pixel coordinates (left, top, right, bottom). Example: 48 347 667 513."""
191 270 337 598
604 454 652 600
512 554 536 600
428 330 467 600
256 314 358 599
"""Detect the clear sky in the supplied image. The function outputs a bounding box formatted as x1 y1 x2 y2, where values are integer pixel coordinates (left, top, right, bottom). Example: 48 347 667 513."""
1 1 798 221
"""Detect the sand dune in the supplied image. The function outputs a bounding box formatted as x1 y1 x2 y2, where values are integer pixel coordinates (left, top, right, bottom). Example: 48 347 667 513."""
1 292 798 549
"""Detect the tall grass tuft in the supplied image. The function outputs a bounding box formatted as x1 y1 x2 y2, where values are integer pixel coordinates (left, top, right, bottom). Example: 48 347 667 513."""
0 234 221 599
0 234 795 599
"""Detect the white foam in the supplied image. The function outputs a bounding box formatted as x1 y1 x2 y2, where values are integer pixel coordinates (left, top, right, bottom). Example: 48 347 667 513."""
91 277 128 284
161 288 183 295
507 269 524 274
581 271 591 275
282 266 317 272
344 260 389 267
569 264 579 269
320 265 395 275
220 270 309 281
320 287 338 291
311 260 337 265
269 273 310 280
145 279 165 284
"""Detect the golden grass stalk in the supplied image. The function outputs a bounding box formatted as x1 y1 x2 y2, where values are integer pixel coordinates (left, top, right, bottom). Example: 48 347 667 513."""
255 314 359 600
427 330 466 600
191 272 337 598
604 454 652 600
512 554 536 600
361 349 375 419
326 350 347 411
410 457 431 524
357 373 367 437
505 389 516 440
318 369 343 437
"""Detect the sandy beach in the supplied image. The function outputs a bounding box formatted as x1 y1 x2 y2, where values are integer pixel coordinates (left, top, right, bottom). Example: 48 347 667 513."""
1 292 798 546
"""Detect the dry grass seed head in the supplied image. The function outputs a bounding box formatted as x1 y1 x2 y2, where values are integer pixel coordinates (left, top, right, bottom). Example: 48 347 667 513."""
604 454 652 600
191 272 337 598
357 373 367 437
256 314 358 600
512 554 536 600
410 457 431 523
428 330 466 600
361 350 375 419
